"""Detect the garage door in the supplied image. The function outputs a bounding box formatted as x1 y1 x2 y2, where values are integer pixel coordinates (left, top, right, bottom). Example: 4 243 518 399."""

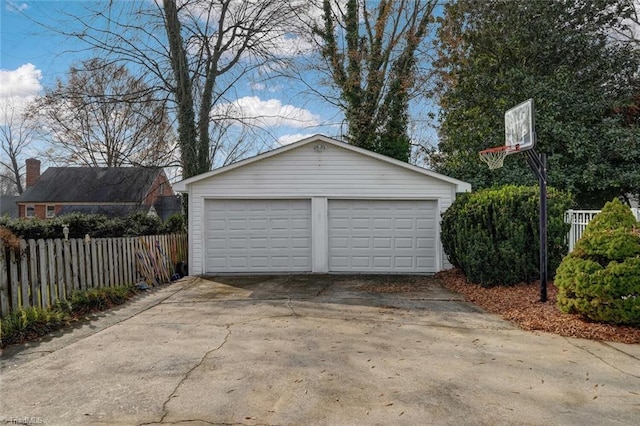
328 200 437 273
205 199 311 272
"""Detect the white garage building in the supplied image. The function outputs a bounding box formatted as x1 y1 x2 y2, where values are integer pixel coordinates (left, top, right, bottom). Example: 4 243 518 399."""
173 135 471 275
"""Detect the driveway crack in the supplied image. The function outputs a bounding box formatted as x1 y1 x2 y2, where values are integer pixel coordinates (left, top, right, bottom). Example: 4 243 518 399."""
286 298 301 317
144 325 232 425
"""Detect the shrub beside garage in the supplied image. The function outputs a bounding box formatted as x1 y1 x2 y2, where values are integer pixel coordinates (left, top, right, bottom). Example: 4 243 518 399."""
555 199 640 325
441 185 572 287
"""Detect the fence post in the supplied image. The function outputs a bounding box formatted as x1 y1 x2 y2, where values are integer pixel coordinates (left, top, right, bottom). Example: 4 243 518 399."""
37 239 49 308
9 246 19 311
47 240 56 305
566 210 575 253
28 239 39 307
77 239 86 290
20 239 29 309
84 237 92 289
64 239 73 298
55 239 65 302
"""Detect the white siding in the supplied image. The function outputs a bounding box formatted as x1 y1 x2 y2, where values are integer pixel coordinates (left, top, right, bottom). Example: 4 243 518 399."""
189 144 455 202
186 141 462 275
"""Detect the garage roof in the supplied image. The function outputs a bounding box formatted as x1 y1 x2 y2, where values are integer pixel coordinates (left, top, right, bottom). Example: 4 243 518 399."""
174 134 471 193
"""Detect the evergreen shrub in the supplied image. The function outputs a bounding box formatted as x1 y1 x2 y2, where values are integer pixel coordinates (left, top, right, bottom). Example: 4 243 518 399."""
555 198 640 325
441 185 572 287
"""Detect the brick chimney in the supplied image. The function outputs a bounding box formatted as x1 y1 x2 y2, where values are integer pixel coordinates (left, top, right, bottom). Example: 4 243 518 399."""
25 158 41 188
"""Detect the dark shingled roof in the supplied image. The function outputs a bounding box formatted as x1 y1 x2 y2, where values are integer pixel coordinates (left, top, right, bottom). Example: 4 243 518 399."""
154 195 182 221
19 167 163 203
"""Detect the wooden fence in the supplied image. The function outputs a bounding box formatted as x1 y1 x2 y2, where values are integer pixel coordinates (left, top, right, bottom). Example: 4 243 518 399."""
0 233 187 317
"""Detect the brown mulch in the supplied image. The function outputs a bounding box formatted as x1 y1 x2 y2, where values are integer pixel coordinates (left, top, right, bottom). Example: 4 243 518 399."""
436 269 640 344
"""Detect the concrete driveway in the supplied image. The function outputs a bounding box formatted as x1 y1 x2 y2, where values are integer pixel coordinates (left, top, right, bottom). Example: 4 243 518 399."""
1 275 639 425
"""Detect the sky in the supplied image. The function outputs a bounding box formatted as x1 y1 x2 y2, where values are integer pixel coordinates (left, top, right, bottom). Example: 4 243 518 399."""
0 0 345 158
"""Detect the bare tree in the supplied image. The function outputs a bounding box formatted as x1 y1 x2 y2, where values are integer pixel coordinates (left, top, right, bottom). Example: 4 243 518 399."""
0 97 36 194
50 0 308 178
29 58 175 168
614 0 640 47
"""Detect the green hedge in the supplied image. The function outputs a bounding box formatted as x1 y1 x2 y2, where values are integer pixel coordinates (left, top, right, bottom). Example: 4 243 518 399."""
1 285 137 347
441 185 573 287
0 211 185 240
555 198 640 325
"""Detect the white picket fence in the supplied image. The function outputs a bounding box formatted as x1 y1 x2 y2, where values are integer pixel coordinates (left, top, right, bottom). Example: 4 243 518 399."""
0 234 187 317
565 208 640 252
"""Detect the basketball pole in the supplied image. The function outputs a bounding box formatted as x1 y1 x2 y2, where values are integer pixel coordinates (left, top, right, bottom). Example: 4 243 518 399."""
525 149 548 303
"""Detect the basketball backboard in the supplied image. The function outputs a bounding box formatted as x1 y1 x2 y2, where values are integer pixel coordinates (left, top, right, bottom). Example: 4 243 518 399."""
505 98 535 152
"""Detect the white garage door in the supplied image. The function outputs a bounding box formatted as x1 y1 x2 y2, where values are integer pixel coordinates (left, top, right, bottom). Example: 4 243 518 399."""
328 200 438 273
205 199 311 273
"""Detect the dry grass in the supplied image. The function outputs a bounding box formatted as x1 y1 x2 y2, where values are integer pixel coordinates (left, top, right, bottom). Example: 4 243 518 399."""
436 269 640 344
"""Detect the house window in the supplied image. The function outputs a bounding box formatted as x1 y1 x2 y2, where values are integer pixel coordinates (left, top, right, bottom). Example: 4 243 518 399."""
26 205 35 218
46 205 56 218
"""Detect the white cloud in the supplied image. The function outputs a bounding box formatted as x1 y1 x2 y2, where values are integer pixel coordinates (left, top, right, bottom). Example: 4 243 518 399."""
278 133 318 145
6 1 28 12
0 64 43 125
268 34 316 57
0 63 42 99
212 96 320 128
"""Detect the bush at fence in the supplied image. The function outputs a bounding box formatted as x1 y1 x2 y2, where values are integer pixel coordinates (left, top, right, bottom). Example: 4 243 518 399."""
0 212 185 240
555 198 640 325
441 185 573 287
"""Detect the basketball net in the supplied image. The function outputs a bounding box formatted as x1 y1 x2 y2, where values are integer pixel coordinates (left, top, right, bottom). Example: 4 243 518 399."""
479 146 510 170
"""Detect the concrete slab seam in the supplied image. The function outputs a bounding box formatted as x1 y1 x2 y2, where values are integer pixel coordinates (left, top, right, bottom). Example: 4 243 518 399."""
564 337 640 379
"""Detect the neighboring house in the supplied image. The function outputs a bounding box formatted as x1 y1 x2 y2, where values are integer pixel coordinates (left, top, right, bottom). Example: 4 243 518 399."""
17 159 178 220
174 134 471 275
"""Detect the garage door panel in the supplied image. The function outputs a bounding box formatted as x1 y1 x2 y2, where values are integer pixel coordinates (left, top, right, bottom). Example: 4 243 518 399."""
209 257 227 268
395 218 415 230
291 218 311 230
249 237 268 249
351 257 371 268
417 257 436 268
417 237 435 249
292 237 310 248
373 237 392 249
394 257 414 268
329 200 437 273
374 257 392 268
395 237 414 249
205 199 311 273
352 218 371 229
373 218 392 229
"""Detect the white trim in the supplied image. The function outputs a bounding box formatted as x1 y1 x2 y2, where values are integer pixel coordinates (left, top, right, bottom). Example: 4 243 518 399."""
188 195 196 276
436 198 443 271
311 197 328 273
174 134 471 193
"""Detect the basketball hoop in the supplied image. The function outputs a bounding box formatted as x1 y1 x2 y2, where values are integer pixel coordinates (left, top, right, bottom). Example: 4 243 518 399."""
479 146 511 170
